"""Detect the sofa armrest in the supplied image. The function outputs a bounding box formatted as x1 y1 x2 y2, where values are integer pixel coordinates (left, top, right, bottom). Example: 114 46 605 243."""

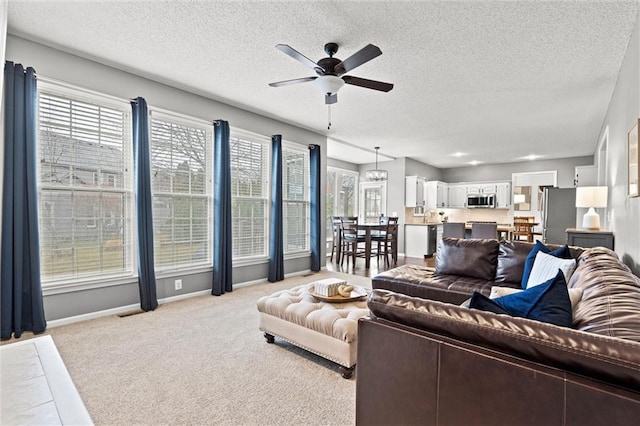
368 289 640 392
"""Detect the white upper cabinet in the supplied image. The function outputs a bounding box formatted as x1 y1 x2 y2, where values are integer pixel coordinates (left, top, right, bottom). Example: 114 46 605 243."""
405 176 426 207
448 184 467 208
426 181 448 209
495 182 511 208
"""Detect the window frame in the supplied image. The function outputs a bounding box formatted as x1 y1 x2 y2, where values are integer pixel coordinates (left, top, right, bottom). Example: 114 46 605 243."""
282 140 311 257
37 79 136 292
149 109 213 274
229 128 271 265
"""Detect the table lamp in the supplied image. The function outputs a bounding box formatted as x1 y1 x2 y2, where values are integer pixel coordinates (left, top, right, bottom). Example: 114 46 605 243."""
575 186 608 230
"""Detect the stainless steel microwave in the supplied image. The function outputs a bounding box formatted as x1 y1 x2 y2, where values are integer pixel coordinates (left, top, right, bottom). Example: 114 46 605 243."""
466 193 496 208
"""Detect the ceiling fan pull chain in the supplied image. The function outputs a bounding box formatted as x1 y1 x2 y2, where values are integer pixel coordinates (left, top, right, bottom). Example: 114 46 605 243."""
327 104 332 130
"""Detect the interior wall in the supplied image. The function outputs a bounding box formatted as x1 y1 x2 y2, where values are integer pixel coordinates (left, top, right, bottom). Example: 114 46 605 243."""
327 157 359 171
599 9 640 276
405 157 443 180
5 35 328 320
442 156 593 187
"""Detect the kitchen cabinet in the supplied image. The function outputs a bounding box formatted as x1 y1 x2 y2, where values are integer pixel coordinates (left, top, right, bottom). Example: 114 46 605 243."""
495 182 511 208
448 184 467 208
574 165 597 187
405 224 437 258
405 176 426 207
479 184 497 194
426 181 448 209
466 184 481 194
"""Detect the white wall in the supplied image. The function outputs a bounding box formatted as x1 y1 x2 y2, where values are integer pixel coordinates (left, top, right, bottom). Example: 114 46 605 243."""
5 35 327 320
598 8 640 275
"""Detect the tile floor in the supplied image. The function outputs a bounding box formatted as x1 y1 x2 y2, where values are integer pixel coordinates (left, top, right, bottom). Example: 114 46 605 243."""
1 335 92 425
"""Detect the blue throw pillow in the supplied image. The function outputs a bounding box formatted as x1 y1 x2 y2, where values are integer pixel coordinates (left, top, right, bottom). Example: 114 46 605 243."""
521 241 572 288
470 270 573 328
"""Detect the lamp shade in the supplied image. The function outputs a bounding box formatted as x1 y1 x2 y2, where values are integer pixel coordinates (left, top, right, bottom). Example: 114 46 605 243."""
575 186 608 230
575 186 608 208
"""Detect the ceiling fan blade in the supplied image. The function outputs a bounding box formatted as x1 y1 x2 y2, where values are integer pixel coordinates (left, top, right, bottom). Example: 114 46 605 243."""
335 44 382 74
325 93 337 104
269 76 318 87
342 75 394 92
275 44 323 73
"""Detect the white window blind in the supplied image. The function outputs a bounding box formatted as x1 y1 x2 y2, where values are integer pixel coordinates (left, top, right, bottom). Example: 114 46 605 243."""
150 115 211 271
230 131 269 259
37 89 133 284
282 143 310 254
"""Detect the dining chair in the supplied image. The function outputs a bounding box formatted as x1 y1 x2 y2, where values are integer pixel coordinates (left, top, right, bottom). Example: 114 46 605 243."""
329 216 342 262
471 222 498 239
340 217 363 267
513 216 536 242
373 216 399 266
442 222 465 239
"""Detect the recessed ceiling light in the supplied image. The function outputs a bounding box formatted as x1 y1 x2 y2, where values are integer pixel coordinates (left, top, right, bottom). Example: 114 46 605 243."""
522 154 540 161
469 160 481 166
452 152 466 157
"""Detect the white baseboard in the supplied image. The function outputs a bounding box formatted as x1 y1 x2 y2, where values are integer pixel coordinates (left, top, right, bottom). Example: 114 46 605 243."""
47 269 323 328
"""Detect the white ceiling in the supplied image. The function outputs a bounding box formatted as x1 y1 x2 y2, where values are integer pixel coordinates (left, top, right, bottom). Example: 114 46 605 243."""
7 1 639 167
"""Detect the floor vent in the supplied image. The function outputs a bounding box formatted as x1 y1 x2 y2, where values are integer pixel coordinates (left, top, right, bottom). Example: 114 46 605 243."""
118 309 144 318
302 273 315 277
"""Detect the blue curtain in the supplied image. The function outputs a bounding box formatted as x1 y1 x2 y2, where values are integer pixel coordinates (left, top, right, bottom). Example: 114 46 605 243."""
309 144 321 271
212 120 233 295
1 62 46 340
130 97 158 312
268 135 284 282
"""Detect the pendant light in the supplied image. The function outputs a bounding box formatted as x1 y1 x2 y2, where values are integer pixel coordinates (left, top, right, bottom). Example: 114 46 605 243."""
365 147 388 181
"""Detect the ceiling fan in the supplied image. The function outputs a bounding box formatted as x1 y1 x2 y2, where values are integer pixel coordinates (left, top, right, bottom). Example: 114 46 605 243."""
269 42 394 105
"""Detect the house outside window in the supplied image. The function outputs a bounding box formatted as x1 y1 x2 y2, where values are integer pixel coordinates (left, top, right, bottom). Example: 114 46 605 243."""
37 84 133 284
230 130 269 260
282 142 310 254
150 112 212 271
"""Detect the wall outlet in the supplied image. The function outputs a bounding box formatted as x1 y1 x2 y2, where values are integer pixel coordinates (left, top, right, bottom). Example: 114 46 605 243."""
174 279 182 291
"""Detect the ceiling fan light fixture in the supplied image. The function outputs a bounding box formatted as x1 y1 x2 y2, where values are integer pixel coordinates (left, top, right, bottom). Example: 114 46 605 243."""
314 75 345 95
366 147 388 181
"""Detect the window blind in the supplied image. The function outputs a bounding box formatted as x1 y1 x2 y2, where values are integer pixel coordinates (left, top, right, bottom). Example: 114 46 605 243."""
37 91 133 283
282 144 310 253
150 117 211 270
230 133 269 258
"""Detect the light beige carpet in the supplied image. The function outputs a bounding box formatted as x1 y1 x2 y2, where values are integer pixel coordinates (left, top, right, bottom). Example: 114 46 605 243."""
41 271 372 425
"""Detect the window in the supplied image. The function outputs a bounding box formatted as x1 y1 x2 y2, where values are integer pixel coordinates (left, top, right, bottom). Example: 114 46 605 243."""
282 142 310 254
150 113 212 271
326 167 358 250
359 181 387 223
230 130 269 259
37 85 133 284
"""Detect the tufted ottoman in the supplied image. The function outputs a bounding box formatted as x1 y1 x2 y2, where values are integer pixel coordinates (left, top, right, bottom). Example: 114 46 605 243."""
257 283 369 378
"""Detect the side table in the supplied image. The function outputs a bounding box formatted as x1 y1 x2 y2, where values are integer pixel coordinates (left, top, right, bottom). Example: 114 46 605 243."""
566 228 614 250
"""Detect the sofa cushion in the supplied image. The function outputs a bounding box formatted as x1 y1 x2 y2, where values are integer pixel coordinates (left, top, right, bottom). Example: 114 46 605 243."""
521 241 572 288
569 247 640 343
527 251 577 288
495 241 536 284
490 286 583 311
436 238 499 281
470 270 572 327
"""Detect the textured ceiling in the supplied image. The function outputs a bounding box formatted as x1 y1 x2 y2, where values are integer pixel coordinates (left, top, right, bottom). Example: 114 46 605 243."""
7 1 639 167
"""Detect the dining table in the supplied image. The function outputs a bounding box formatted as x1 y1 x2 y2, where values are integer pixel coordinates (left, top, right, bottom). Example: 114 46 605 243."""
336 222 397 269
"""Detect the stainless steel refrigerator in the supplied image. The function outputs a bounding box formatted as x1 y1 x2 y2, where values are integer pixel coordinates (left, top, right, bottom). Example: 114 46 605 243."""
540 187 577 245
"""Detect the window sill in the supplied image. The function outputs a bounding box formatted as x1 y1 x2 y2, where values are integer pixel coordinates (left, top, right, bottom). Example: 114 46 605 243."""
42 275 138 296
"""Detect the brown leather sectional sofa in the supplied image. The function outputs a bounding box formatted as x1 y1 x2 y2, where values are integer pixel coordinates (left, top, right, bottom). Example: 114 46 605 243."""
356 239 640 425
